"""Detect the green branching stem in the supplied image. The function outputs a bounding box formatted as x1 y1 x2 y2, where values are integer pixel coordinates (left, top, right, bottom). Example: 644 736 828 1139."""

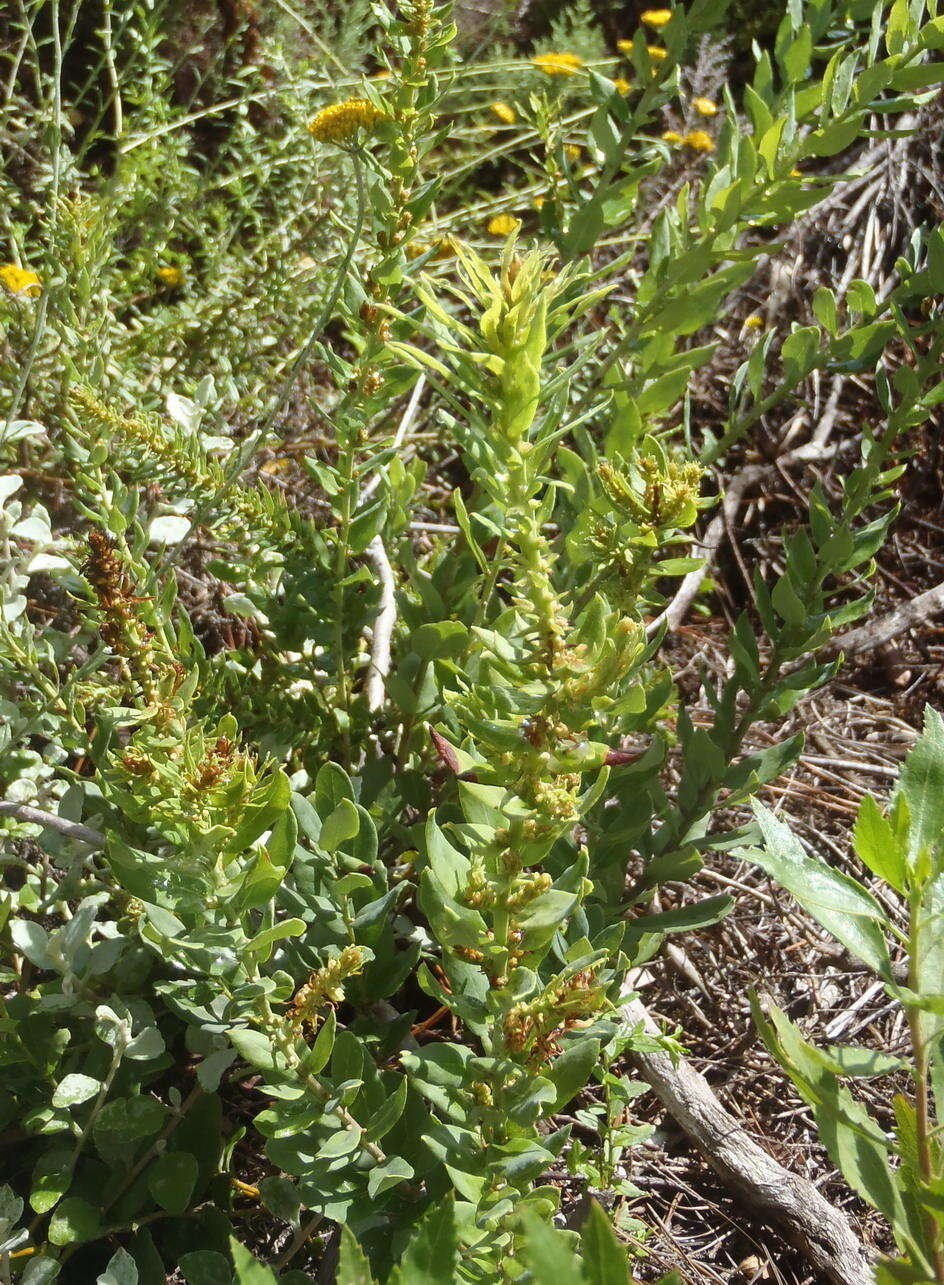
907 890 944 1282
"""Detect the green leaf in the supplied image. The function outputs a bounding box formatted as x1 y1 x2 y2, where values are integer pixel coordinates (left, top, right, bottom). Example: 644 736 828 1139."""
94 1096 166 1143
29 1148 72 1214
364 1076 408 1141
547 1038 601 1112
515 1210 584 1284
315 762 355 816
258 1176 301 1225
147 1151 198 1215
97 1248 139 1285
580 1199 630 1284
751 997 914 1239
317 1124 363 1158
824 1047 906 1078
319 799 360 853
853 794 908 895
230 1236 280 1283
626 895 733 937
389 1194 458 1284
21 1259 61 1285
411 621 468 659
245 917 306 960
897 707 944 870
748 803 893 981
52 1073 101 1109
179 1252 233 1285
367 1156 415 1198
301 1006 336 1076
228 1027 278 1071
338 1225 377 1284
48 1196 102 1247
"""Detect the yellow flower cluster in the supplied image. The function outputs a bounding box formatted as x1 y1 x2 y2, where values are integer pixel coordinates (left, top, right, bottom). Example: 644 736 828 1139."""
641 8 673 25
613 77 632 95
487 213 521 237
308 98 386 145
682 129 715 152
532 52 583 76
693 96 718 116
157 265 184 288
620 40 668 61
662 129 715 153
490 101 516 124
0 263 41 298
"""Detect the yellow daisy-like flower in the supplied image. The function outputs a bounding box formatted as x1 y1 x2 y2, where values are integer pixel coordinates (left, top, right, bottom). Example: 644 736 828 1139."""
157 265 184 288
308 98 386 145
490 101 516 125
534 195 546 211
532 52 583 77
661 130 682 144
682 129 715 152
647 45 669 61
616 39 635 53
613 77 632 95
692 96 718 117
744 314 764 330
641 9 673 26
0 263 41 298
487 214 521 237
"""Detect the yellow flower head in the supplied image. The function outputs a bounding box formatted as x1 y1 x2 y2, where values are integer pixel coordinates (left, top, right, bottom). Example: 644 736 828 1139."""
744 314 764 330
647 45 669 60
157 265 184 288
487 214 521 237
532 52 583 77
682 130 715 152
0 263 41 298
565 143 581 160
616 39 635 53
613 77 632 95
692 96 718 117
790 166 803 178
308 98 386 145
661 130 682 145
641 9 673 26
534 195 546 211
490 101 516 125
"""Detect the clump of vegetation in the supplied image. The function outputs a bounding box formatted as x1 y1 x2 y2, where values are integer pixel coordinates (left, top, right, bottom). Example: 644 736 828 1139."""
3 0 944 1281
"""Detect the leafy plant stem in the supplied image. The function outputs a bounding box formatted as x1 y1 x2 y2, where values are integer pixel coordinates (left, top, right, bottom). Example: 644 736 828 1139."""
907 889 944 1281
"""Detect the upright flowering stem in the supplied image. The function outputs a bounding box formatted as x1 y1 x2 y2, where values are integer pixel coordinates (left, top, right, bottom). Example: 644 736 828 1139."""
307 3 449 740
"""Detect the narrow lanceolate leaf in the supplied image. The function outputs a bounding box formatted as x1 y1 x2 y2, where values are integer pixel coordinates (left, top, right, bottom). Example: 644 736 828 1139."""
896 706 944 871
748 803 894 981
388 1195 458 1285
853 794 908 895
337 1226 377 1285
515 1209 584 1284
229 1237 279 1283
580 1199 631 1283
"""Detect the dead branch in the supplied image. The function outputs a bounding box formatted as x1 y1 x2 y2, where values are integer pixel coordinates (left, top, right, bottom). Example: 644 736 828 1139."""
828 578 944 658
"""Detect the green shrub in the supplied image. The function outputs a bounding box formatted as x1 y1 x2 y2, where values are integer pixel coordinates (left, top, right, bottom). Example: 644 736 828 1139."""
3 0 944 1280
